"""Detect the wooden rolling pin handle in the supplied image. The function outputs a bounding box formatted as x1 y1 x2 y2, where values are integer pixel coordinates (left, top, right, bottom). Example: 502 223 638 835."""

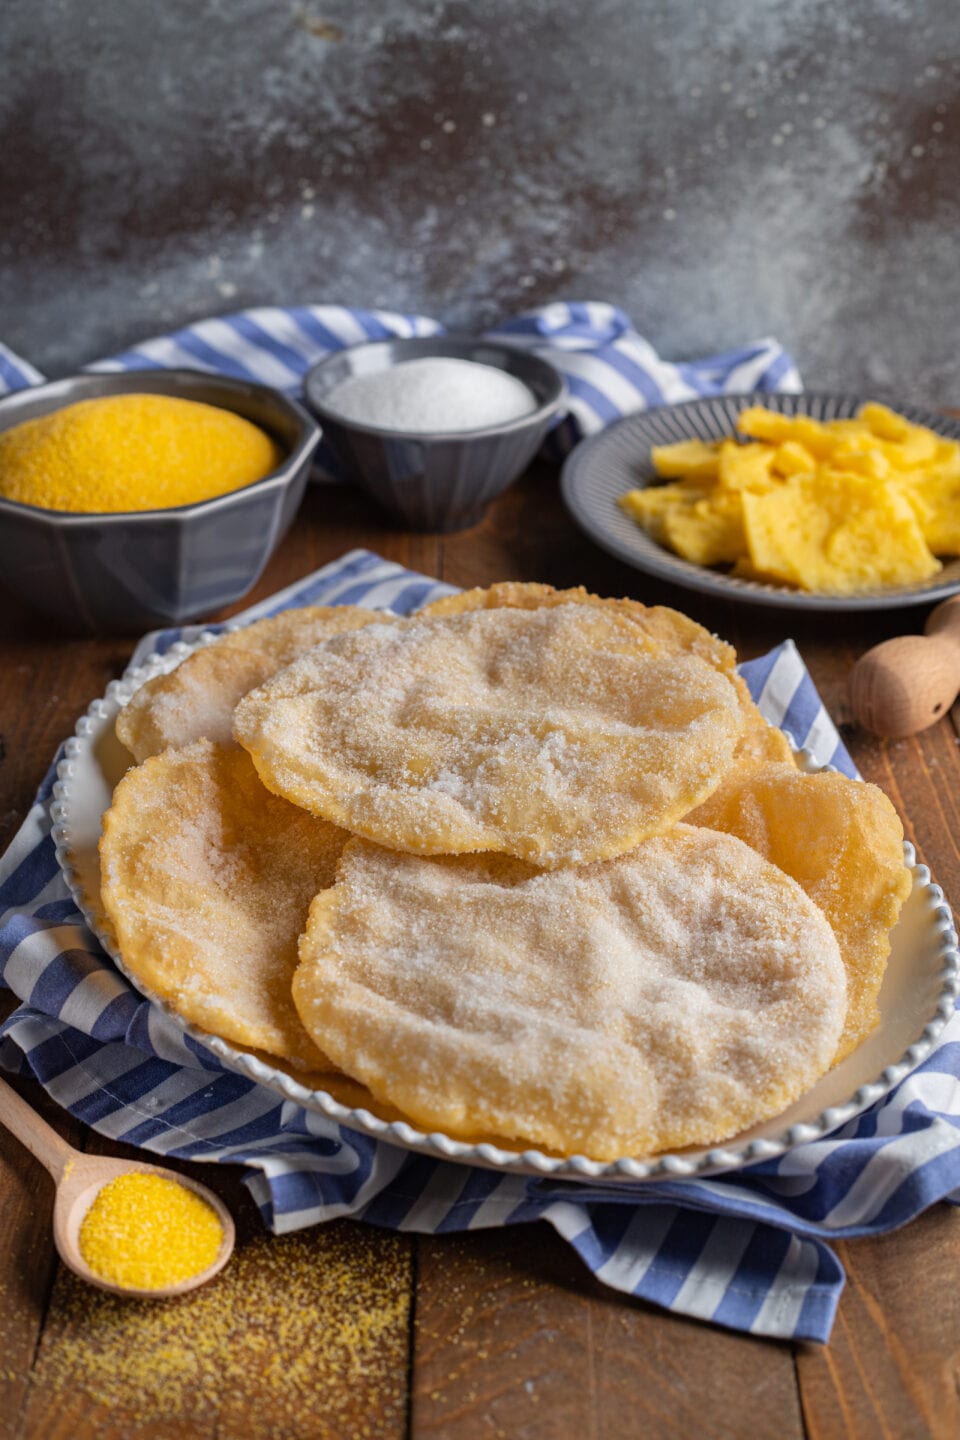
848 595 960 739
924 593 960 647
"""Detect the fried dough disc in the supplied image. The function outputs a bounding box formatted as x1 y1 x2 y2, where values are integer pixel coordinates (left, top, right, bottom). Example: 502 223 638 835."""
426 582 787 788
686 688 796 822
691 763 912 1061
731 693 796 771
293 829 846 1159
422 581 739 681
234 604 744 867
100 739 348 1071
116 605 388 761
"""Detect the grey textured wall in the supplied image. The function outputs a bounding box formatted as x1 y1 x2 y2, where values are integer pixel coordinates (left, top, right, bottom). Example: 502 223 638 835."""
2 0 959 402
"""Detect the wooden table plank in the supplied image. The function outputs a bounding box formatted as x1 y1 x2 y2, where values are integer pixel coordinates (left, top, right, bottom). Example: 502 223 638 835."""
412 1226 805 1440
791 651 960 1440
797 1208 960 1440
0 1045 89 1440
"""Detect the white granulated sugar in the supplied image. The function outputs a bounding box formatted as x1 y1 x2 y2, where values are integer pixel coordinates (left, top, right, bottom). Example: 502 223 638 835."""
326 357 538 433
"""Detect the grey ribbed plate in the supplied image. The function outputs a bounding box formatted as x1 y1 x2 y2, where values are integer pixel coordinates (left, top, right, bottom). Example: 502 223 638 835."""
561 392 960 611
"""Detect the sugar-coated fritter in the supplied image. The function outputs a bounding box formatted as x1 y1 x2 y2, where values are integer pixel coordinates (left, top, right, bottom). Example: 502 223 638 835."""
421 580 741 681
100 740 348 1071
233 603 744 867
292 828 846 1159
116 605 389 761
690 763 912 1061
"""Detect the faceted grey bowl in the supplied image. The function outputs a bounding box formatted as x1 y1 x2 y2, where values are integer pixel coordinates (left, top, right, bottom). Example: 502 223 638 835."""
0 370 320 633
303 336 566 531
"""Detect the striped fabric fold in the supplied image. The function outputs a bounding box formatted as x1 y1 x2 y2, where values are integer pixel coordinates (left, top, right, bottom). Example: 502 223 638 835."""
0 302 800 473
0 309 956 1344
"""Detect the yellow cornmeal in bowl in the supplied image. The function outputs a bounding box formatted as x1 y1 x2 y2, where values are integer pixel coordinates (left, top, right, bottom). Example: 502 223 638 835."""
78 1171 224 1289
0 393 283 512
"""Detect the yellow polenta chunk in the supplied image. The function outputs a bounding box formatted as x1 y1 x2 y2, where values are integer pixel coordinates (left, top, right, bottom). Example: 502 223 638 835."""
292 829 846 1160
620 482 749 566
0 393 282 512
716 438 776 491
741 471 941 592
770 441 816 478
690 764 912 1063
233 603 744 868
117 605 389 761
860 401 912 442
880 428 941 470
902 455 960 554
737 408 838 459
736 407 794 445
618 482 691 543
100 740 348 1071
825 441 891 480
651 439 720 479
661 490 746 566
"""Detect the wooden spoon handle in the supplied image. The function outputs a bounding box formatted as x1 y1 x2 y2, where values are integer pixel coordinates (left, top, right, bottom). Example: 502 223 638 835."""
0 1075 76 1183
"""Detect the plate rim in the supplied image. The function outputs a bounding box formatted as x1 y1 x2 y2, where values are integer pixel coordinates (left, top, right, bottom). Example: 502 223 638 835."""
560 390 960 612
49 628 960 1186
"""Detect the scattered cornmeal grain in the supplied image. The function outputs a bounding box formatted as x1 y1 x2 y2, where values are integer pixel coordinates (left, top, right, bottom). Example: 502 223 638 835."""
0 393 281 512
30 1225 411 1440
78 1172 223 1290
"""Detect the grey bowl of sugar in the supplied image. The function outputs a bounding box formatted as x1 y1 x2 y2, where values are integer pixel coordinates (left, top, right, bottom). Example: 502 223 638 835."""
303 337 566 531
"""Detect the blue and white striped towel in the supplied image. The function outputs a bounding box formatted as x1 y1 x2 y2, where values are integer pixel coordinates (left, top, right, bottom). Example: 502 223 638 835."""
1 309 958 1345
0 301 801 468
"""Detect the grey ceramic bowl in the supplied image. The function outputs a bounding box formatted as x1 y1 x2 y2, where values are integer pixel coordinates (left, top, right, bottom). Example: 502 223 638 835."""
0 370 320 633
303 336 566 531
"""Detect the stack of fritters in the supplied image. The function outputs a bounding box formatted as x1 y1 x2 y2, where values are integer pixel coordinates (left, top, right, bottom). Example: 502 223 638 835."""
101 586 911 1160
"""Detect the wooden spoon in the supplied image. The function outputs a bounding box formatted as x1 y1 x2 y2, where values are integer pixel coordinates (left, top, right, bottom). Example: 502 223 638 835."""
0 1075 235 1298
848 595 960 739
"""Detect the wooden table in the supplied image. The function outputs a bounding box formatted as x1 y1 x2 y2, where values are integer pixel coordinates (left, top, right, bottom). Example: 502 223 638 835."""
1 467 958 1440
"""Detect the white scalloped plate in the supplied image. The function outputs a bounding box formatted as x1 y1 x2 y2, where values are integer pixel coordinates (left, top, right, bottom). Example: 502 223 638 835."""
50 634 960 1185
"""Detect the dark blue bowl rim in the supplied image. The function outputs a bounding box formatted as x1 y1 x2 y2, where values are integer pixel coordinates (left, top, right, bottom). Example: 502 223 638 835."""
303 335 567 442
0 369 320 522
